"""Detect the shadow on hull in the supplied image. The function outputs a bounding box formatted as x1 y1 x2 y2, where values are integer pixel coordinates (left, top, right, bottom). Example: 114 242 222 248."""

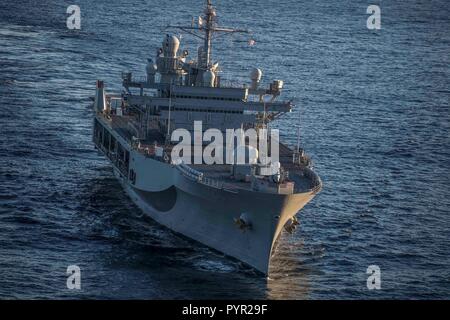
134 186 177 212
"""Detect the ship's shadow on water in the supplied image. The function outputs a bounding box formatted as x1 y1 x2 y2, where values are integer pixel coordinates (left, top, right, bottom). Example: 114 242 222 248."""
74 168 311 299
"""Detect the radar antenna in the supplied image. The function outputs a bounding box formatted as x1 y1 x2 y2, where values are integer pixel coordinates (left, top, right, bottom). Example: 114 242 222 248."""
166 0 249 69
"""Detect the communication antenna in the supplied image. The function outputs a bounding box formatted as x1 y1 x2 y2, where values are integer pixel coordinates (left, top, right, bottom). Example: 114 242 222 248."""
166 0 249 69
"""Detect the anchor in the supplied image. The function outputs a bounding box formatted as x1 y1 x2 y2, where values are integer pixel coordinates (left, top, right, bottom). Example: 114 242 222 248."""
284 216 300 234
234 213 252 232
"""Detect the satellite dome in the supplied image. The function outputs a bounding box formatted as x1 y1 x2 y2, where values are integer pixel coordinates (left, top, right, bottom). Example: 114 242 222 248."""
162 34 180 57
250 68 262 82
203 70 216 87
232 145 259 165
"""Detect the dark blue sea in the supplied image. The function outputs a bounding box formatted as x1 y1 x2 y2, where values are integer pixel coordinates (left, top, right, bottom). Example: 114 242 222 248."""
0 0 449 299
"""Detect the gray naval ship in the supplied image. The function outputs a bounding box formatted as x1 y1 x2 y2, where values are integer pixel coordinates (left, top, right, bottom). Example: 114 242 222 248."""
92 1 322 275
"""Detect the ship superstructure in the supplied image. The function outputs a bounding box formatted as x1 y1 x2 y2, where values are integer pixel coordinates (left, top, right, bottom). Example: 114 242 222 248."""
92 0 321 274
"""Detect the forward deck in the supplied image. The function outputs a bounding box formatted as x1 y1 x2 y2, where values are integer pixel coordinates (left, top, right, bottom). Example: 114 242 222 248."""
97 112 320 194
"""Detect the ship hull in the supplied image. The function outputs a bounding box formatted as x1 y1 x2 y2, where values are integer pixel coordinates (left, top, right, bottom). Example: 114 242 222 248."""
93 115 318 274
111 160 316 275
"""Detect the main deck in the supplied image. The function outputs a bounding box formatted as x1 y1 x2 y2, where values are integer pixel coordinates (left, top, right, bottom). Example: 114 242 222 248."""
95 112 320 194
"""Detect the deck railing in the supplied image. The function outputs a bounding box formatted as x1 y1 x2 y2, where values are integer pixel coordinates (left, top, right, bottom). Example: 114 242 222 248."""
174 163 226 190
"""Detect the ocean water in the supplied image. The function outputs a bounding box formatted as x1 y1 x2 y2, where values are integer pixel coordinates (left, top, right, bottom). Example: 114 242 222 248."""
0 0 449 299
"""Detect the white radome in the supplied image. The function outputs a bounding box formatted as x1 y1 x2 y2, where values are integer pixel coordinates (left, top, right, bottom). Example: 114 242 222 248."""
233 145 259 165
250 68 262 82
163 35 180 57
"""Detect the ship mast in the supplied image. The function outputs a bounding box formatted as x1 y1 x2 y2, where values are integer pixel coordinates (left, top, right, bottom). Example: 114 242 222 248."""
204 0 214 68
166 0 249 70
